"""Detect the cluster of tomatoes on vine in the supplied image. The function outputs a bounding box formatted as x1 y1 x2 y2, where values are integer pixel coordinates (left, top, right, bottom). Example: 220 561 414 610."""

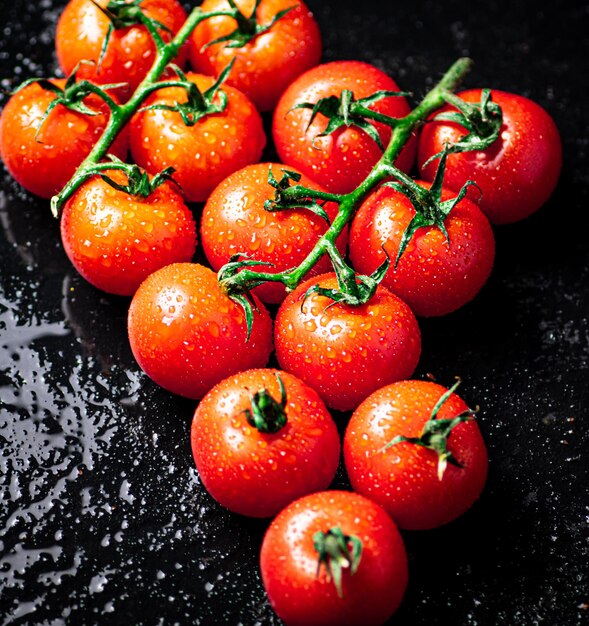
0 0 562 624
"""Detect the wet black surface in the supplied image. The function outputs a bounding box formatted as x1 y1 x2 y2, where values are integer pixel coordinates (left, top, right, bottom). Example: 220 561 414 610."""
1 0 588 624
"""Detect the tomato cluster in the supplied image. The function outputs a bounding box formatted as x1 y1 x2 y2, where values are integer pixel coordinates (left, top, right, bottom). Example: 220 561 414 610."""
0 0 562 624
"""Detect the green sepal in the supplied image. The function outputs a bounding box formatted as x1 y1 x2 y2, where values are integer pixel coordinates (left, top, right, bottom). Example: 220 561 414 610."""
381 378 478 480
314 527 363 598
97 155 178 198
203 0 296 50
244 373 288 434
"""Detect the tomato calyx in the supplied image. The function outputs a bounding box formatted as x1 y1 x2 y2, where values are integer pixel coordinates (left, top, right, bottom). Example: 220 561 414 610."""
139 62 235 126
202 0 296 50
313 526 363 598
381 379 478 480
244 374 288 434
292 88 409 150
423 88 503 167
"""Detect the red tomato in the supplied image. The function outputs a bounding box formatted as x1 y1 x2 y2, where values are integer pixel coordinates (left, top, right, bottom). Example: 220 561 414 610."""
273 61 415 195
191 368 340 517
60 170 197 296
201 163 347 304
344 380 488 530
418 89 562 224
0 79 128 199
55 0 188 99
274 273 421 412
189 0 321 112
127 263 273 399
130 73 265 202
349 181 495 317
260 490 408 626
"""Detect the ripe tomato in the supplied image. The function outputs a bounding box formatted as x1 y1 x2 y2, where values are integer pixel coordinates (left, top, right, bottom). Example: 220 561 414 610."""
55 0 188 99
349 181 495 317
189 0 321 112
191 368 340 517
418 89 562 224
127 263 273 399
274 273 421 412
273 61 415 195
0 79 128 199
201 163 347 304
129 73 265 202
260 490 408 626
344 380 488 530
60 170 197 296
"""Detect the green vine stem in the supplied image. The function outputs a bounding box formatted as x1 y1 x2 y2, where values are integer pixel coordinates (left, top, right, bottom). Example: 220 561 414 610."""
220 57 474 299
49 6 234 218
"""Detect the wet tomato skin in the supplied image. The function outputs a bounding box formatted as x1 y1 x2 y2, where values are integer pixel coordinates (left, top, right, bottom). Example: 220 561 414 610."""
418 89 562 224
260 490 408 626
127 263 273 399
0 79 128 199
273 61 415 195
344 380 488 530
60 171 197 296
56 0 188 99
201 162 348 304
274 273 421 412
349 181 495 317
190 0 322 112
191 369 340 517
130 73 266 203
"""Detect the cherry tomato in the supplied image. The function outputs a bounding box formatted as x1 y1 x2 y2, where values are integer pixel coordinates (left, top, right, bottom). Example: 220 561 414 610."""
418 89 562 224
273 61 415 195
344 380 488 530
274 273 421 412
260 490 408 626
189 0 321 112
0 79 128 199
191 368 340 517
201 162 347 304
128 263 273 399
129 73 266 202
349 181 495 317
60 170 197 296
55 0 188 99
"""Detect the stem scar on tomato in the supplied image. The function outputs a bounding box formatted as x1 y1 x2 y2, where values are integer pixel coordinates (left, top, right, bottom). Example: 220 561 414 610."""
314 527 363 598
243 373 288 434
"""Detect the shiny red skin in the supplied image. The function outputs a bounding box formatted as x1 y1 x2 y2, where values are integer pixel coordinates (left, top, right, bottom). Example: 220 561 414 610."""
127 263 273 399
273 61 415 195
418 89 562 224
56 0 188 99
349 181 495 317
201 163 348 304
60 171 197 296
189 0 322 112
344 380 488 530
0 79 128 199
191 369 340 517
260 490 408 626
130 73 266 202
274 273 421 412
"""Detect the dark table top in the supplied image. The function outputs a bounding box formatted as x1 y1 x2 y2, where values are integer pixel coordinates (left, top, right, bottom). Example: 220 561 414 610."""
1 0 588 624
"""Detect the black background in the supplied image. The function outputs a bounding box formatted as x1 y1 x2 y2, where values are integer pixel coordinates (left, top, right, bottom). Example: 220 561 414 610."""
1 1 588 624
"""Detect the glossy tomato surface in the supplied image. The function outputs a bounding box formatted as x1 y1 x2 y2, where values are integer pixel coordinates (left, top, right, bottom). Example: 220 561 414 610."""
190 0 321 111
201 162 347 304
260 490 408 626
273 61 415 194
127 263 273 399
344 380 488 530
274 273 421 411
349 181 495 316
0 79 128 198
130 73 265 202
191 369 340 517
418 89 562 224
